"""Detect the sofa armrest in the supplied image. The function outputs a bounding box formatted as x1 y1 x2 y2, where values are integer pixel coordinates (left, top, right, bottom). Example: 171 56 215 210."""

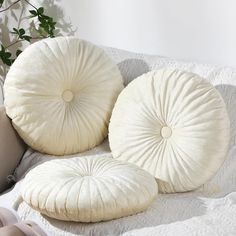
0 80 3 106
0 106 26 193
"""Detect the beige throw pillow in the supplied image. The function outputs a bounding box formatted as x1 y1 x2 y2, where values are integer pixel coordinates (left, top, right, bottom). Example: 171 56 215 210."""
4 37 123 155
21 155 158 222
109 69 230 193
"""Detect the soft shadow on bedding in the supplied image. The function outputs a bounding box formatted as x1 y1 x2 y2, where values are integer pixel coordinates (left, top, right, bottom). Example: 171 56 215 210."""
215 84 236 146
44 192 206 236
117 59 150 85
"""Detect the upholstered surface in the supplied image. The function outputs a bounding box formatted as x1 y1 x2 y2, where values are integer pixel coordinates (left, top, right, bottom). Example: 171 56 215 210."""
21 155 157 222
0 80 3 105
109 69 230 193
4 37 123 155
0 106 26 193
1 47 236 235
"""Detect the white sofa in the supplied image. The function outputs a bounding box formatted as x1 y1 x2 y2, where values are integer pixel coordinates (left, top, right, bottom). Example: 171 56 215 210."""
1 46 236 236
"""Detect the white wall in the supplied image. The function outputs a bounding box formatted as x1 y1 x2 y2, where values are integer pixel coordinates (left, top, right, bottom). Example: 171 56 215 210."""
1 0 236 68
60 0 236 67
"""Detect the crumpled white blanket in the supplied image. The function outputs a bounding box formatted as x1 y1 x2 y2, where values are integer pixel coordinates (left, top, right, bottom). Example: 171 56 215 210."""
1 47 236 236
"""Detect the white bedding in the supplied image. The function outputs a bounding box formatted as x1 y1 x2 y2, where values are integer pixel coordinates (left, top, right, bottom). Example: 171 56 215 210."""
1 47 236 236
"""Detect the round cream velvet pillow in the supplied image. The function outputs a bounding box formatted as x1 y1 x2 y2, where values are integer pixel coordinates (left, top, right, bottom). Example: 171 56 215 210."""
4 37 123 155
21 155 158 222
109 69 230 193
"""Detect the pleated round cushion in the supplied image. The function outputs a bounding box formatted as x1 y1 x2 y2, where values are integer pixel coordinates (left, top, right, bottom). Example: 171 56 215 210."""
21 155 158 222
4 37 123 155
109 69 230 193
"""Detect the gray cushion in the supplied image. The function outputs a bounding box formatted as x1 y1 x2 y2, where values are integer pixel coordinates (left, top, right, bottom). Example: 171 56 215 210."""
0 106 26 193
0 80 3 105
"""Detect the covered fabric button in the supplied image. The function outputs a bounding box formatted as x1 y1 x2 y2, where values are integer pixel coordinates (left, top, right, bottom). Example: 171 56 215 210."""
161 126 172 139
62 90 74 102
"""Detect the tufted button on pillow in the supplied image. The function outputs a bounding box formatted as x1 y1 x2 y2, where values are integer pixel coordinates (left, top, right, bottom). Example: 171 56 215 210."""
4 37 124 155
21 155 158 222
109 69 230 193
61 90 74 102
160 126 172 139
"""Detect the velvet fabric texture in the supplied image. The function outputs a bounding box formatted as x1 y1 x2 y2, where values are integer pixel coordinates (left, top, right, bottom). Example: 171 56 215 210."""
21 155 157 222
4 37 123 156
109 69 230 193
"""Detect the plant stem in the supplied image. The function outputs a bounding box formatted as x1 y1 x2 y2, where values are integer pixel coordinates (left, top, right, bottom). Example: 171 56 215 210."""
5 37 47 49
0 0 21 13
5 39 23 49
23 0 37 10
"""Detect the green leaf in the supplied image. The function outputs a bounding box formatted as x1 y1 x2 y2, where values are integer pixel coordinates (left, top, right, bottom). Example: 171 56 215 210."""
47 17 53 22
0 0 4 5
16 49 22 57
4 52 11 58
37 7 44 14
5 59 13 66
0 45 5 53
13 28 18 33
29 9 37 16
39 23 45 28
43 15 50 20
0 53 12 66
38 15 44 23
23 35 32 42
0 45 14 66
19 28 25 36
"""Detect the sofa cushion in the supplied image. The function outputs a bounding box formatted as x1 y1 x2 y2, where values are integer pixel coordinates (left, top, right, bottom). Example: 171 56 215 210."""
0 80 3 105
21 155 158 222
3 37 123 155
109 69 230 193
0 106 26 193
